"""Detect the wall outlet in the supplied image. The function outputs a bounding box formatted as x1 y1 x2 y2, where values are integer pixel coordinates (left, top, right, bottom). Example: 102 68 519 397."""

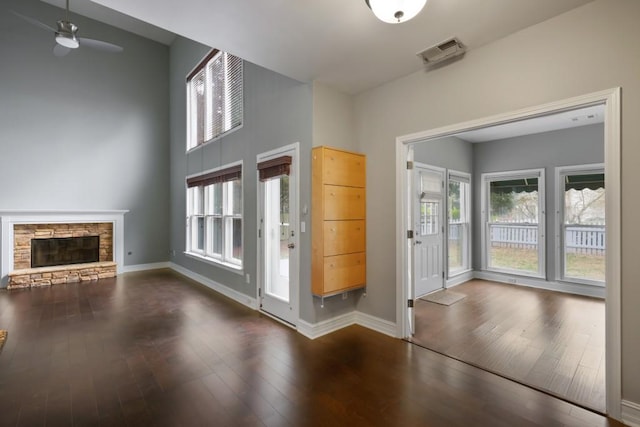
508 278 517 284
245 273 250 284
342 292 348 300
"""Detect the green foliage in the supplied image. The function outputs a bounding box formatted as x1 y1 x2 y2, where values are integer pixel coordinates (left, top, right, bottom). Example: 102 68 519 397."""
490 192 515 219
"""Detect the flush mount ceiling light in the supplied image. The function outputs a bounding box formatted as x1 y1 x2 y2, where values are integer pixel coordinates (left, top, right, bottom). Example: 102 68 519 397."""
365 0 427 24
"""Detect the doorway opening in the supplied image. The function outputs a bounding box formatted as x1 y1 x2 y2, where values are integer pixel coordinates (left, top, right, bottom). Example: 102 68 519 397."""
396 89 621 417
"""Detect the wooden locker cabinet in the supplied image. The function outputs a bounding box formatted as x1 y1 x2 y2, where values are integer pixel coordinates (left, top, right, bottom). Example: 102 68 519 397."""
312 146 366 297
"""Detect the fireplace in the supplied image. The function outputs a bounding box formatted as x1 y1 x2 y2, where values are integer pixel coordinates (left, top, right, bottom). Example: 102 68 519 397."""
31 236 100 268
0 211 128 289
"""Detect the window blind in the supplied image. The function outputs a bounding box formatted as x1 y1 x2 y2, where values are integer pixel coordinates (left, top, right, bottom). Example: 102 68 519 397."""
187 50 243 147
187 165 242 188
257 156 292 181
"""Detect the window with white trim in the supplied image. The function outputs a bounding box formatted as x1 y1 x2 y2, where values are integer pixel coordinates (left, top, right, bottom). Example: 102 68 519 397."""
556 165 605 285
186 164 243 268
482 169 545 277
187 50 243 150
447 171 471 276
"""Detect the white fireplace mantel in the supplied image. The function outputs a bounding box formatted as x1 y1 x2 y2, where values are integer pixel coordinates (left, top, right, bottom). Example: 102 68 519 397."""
0 210 128 287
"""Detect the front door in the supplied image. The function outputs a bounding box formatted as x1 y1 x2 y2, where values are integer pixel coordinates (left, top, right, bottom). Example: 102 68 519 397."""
258 145 299 326
414 164 444 298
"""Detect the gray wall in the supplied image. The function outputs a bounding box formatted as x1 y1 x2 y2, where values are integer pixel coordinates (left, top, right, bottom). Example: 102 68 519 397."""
353 0 640 403
472 123 604 276
413 136 473 173
170 37 350 323
0 0 170 268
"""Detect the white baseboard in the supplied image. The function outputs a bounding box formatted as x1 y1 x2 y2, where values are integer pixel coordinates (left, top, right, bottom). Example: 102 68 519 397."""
474 271 605 299
447 270 474 288
354 311 397 337
622 400 640 427
297 312 356 340
169 262 258 310
297 311 397 340
121 262 170 273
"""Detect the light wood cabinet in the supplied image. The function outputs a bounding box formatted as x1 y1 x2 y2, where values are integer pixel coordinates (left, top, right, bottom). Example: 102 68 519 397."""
312 146 366 297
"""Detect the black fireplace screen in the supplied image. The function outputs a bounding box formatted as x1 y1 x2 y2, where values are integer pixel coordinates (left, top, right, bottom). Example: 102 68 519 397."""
31 236 100 268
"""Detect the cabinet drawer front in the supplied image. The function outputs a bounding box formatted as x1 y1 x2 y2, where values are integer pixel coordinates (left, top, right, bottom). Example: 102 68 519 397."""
324 186 365 220
323 253 366 294
322 150 365 187
324 221 365 256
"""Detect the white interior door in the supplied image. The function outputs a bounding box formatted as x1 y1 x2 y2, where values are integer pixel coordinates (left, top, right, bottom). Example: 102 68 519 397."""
258 145 299 326
414 165 444 298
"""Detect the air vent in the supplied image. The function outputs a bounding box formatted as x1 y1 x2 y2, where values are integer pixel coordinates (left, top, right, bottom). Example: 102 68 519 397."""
417 37 466 66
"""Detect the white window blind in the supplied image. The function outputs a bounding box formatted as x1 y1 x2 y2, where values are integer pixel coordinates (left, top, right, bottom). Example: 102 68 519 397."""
187 50 243 149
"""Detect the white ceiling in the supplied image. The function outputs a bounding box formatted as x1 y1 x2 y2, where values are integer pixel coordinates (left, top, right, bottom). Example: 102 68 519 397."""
456 104 605 143
42 0 594 95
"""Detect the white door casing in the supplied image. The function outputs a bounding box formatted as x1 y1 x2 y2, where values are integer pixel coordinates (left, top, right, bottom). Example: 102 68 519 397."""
396 88 621 418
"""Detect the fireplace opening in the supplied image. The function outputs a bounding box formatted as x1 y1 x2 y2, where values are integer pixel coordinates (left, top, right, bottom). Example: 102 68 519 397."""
31 236 100 268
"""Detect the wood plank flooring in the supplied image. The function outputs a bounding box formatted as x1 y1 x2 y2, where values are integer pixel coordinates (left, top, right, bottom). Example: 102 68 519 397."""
411 279 606 413
0 270 622 426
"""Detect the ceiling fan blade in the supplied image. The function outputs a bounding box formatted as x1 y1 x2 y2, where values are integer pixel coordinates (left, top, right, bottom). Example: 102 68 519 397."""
11 10 56 33
78 37 124 53
53 44 72 57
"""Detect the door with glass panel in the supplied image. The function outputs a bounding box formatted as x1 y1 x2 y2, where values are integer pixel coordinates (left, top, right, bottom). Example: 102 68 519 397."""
257 145 299 325
447 171 471 277
413 164 445 298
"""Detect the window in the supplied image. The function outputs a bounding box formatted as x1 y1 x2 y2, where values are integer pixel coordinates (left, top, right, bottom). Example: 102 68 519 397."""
187 50 243 150
186 164 243 268
557 165 605 285
482 169 545 277
448 171 471 276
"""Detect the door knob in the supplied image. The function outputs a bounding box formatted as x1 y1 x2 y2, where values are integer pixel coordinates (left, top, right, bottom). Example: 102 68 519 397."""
415 240 422 245
287 243 295 249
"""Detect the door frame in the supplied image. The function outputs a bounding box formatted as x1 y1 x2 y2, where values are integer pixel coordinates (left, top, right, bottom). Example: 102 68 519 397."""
412 162 446 298
256 142 300 326
395 88 621 417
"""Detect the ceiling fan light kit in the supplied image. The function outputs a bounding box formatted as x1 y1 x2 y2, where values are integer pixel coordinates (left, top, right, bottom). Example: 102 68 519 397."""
365 0 427 24
55 21 79 49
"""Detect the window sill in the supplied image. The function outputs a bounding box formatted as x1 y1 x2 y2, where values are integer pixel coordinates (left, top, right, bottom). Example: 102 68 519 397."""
486 267 545 280
184 251 243 275
558 278 605 288
186 124 244 154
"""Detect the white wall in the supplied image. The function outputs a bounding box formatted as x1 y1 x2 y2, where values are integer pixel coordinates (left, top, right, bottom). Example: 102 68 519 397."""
312 81 356 151
354 0 640 403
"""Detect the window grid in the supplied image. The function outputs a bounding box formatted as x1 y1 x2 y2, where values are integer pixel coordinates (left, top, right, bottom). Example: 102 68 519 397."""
186 169 243 269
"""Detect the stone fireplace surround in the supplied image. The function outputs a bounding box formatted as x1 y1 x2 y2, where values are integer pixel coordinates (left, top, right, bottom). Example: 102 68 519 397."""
0 211 127 289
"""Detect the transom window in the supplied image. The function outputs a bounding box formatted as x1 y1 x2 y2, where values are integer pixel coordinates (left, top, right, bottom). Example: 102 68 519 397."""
482 169 545 277
186 164 243 269
186 49 243 150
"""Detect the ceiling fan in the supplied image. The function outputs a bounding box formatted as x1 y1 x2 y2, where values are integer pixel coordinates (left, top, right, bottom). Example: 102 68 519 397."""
12 0 124 57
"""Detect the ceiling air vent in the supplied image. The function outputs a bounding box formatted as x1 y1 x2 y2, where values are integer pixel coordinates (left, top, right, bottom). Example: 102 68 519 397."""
417 37 466 67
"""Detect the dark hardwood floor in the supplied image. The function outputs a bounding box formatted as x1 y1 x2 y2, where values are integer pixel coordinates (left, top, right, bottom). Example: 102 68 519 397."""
0 270 623 426
412 279 606 413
